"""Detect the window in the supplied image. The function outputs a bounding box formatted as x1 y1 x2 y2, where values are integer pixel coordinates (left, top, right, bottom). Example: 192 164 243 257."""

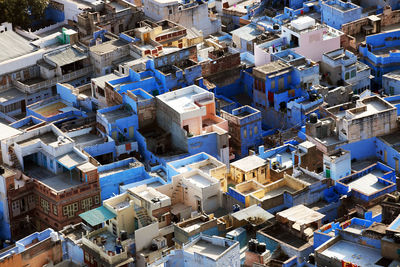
94 195 100 204
12 200 20 210
63 203 78 218
271 80 275 89
243 129 247 138
112 222 117 235
254 126 258 135
249 129 252 137
53 204 58 216
390 86 395 95
351 70 356 78
85 252 90 262
41 198 50 214
28 195 35 205
345 72 350 80
81 198 93 211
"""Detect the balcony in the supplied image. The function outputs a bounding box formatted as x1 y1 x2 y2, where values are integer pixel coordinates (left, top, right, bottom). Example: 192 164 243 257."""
12 66 93 94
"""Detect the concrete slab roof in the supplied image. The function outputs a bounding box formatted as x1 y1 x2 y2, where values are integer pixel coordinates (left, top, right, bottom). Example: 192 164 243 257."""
56 152 87 170
185 239 230 260
0 88 25 103
231 205 274 225
0 123 22 140
319 239 381 267
277 204 325 225
45 46 88 66
231 155 266 172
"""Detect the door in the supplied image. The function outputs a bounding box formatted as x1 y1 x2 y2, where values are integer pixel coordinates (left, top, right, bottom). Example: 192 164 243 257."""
396 158 399 173
129 126 134 138
112 131 117 140
21 100 26 113
197 199 201 212
384 150 387 163
326 168 330 178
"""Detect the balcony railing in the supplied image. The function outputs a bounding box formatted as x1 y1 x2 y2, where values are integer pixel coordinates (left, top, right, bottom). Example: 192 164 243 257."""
13 66 93 94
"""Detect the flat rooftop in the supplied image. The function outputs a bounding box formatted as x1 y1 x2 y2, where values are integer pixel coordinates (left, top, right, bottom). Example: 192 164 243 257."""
186 173 216 188
345 169 387 195
261 224 310 249
31 101 69 118
262 186 297 200
319 240 382 266
17 131 59 147
25 164 82 192
277 204 325 225
157 86 212 114
231 24 263 41
100 107 133 123
231 155 266 172
90 39 129 54
72 132 105 148
350 99 392 119
0 87 25 103
254 60 292 77
185 239 228 260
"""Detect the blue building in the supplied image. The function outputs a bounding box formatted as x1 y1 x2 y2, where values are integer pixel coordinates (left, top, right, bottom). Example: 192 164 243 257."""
220 105 263 158
253 59 315 128
320 0 362 30
98 157 158 200
359 30 400 89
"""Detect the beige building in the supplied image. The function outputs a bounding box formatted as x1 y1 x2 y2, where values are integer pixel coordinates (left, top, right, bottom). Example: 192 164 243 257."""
170 169 222 214
307 95 397 153
230 155 267 185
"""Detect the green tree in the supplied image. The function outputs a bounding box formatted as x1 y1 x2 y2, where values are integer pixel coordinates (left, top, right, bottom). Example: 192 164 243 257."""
0 0 49 29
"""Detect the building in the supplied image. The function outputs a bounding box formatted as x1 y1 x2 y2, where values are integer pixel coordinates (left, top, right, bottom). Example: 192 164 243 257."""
257 205 324 266
307 95 398 153
383 70 400 95
76 0 144 37
0 228 63 267
359 30 400 89
254 16 343 66
320 0 362 30
142 0 220 36
220 105 263 158
321 48 371 94
60 223 91 265
0 124 101 232
151 234 240 267
139 85 229 165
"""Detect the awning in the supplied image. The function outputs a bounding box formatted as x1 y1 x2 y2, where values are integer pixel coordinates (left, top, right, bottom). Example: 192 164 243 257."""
56 152 86 170
79 206 116 227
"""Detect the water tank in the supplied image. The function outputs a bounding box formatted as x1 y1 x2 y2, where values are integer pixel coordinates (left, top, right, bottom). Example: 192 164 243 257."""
248 239 258 252
150 243 158 251
120 230 128 241
233 204 240 212
115 245 122 254
257 242 266 253
352 94 360 103
309 253 315 264
309 113 318 123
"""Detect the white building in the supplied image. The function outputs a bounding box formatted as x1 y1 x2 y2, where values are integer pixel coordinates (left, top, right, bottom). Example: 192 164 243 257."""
142 0 220 36
151 234 240 267
255 16 343 66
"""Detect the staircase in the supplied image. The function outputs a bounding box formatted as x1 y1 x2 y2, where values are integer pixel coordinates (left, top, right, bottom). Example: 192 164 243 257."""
9 145 22 170
134 205 153 227
171 179 187 205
